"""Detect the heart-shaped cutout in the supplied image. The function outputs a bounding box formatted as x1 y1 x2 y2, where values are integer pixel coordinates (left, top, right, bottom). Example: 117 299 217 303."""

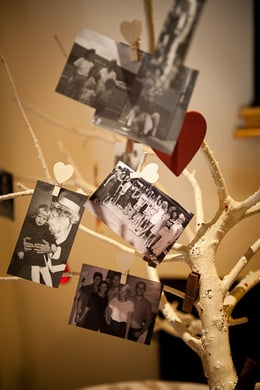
140 163 159 183
53 162 74 184
120 20 142 45
116 252 135 273
153 111 207 176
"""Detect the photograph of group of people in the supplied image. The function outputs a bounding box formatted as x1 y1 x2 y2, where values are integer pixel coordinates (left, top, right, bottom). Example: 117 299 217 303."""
55 24 198 155
69 264 162 345
7 181 87 288
55 27 141 123
85 161 193 267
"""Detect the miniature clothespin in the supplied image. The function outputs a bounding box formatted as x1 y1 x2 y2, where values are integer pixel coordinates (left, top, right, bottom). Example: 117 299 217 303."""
53 161 74 196
120 20 142 61
182 271 200 313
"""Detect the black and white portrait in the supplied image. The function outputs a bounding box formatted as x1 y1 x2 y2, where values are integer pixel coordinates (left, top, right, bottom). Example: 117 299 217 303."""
85 161 193 266
69 263 162 345
7 180 87 288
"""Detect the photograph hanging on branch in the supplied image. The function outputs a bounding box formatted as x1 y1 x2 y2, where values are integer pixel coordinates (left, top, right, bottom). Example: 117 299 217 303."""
85 161 193 266
7 180 87 288
93 64 198 155
69 263 162 345
0 168 14 220
55 25 197 154
55 27 142 121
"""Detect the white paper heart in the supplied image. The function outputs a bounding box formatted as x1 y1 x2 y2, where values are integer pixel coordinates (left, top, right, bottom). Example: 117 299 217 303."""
140 163 159 183
116 252 135 273
120 20 142 45
53 162 74 184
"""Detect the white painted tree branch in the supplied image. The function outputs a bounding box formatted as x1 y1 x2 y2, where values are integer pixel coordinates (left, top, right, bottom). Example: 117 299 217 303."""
22 100 116 141
0 52 52 182
245 201 260 217
201 140 228 205
224 269 260 326
0 189 33 201
146 265 203 356
183 168 204 228
154 300 202 337
57 141 96 194
222 238 260 293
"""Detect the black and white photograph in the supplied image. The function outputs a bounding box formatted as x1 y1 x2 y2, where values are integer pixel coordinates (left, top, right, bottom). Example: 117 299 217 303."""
0 168 14 220
55 27 144 121
85 161 193 266
7 180 87 288
144 0 205 90
55 26 197 155
93 63 198 154
90 1 201 154
69 263 162 345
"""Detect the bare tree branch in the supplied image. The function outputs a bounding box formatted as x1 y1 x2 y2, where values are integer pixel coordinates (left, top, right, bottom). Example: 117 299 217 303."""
0 51 52 182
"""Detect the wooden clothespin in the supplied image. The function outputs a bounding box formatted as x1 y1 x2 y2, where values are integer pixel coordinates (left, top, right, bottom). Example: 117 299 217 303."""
182 271 200 313
120 20 142 61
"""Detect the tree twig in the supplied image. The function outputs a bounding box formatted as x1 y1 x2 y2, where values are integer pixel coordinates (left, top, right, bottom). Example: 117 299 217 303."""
0 51 52 182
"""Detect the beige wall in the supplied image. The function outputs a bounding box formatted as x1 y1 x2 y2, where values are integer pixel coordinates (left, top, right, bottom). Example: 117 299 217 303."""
0 1 259 389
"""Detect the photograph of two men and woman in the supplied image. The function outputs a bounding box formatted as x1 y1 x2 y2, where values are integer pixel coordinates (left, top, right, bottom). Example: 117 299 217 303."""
69 263 162 345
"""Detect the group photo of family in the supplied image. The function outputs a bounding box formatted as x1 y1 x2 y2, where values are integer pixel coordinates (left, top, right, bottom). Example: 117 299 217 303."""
69 264 162 345
7 181 87 288
85 161 193 267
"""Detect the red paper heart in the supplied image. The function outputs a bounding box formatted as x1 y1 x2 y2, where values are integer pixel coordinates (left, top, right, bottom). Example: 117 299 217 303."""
153 111 207 176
